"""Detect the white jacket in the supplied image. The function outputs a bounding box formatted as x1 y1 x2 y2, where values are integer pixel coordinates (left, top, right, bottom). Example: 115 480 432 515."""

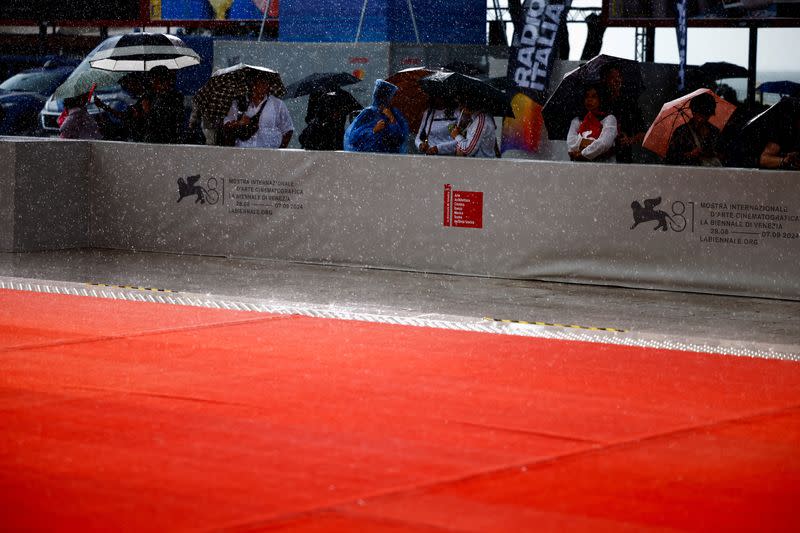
454 111 498 158
566 114 617 161
415 108 457 155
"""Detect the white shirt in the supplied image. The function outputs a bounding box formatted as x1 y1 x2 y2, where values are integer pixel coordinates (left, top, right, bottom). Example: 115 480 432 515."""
224 95 294 149
415 108 457 155
454 111 498 158
566 114 618 161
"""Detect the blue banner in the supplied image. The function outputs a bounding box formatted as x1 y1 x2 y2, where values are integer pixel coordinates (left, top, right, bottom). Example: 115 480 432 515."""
675 0 688 92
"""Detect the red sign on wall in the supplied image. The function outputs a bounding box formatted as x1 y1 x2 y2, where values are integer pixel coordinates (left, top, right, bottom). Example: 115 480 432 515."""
443 184 483 229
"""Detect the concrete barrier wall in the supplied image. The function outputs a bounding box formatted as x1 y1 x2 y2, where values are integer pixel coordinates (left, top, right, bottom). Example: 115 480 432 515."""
2 138 799 300
0 138 90 252
88 141 800 300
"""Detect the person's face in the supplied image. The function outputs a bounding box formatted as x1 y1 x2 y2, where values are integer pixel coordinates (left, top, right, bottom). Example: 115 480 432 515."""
605 68 623 96
692 111 711 126
584 88 600 112
251 78 271 100
152 77 169 91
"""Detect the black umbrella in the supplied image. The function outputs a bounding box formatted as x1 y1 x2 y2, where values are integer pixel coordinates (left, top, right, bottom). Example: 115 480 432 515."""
728 97 800 167
285 72 361 98
89 32 201 72
742 97 800 133
418 71 514 118
542 54 643 140
695 61 749 81
757 81 800 96
442 61 484 77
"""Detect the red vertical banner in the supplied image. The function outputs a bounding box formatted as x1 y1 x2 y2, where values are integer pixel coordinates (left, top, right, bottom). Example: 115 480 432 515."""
452 191 484 228
444 184 452 227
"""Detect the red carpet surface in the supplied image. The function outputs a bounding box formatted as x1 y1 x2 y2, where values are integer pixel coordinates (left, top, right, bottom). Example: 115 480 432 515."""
1 288 799 532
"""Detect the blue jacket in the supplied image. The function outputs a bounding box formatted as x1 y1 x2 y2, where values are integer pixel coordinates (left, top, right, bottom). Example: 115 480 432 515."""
344 79 409 153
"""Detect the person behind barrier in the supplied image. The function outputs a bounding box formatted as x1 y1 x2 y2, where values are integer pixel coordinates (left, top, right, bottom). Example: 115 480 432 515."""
141 66 185 144
602 65 645 163
344 79 408 153
299 88 362 151
94 73 149 142
567 84 617 162
416 95 458 156
222 72 294 149
759 109 800 170
665 92 722 166
449 97 499 158
59 93 102 140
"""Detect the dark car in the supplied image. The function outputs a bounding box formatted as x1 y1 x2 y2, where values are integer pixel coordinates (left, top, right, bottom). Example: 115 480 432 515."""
0 62 76 136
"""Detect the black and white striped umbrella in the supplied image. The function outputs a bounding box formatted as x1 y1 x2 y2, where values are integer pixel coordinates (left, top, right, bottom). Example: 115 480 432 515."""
89 33 201 72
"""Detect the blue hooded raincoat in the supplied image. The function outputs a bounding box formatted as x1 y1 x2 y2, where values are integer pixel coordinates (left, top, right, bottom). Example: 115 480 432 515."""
344 79 409 153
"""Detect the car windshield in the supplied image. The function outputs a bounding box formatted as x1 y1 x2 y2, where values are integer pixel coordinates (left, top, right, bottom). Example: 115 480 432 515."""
0 70 69 95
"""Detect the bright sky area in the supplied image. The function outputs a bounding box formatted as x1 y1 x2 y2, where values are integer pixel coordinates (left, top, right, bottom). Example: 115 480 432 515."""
492 0 800 74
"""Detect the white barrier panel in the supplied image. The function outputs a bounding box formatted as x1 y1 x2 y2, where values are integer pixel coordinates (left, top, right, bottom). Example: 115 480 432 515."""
86 141 800 300
0 138 90 252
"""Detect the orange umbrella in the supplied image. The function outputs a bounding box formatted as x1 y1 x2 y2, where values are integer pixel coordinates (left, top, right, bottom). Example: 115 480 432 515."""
386 67 436 133
643 88 737 158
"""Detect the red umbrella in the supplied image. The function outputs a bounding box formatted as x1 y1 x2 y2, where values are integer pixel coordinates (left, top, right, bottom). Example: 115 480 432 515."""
643 88 736 158
386 67 436 133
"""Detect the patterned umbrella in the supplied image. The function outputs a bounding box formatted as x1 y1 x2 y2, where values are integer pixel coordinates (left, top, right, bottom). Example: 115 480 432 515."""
89 33 201 72
193 63 285 126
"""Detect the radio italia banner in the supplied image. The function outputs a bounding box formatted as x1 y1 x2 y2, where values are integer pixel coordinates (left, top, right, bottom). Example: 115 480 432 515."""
502 0 572 154
675 0 688 91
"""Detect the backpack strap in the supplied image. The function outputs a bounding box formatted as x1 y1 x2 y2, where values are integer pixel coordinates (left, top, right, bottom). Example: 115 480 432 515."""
250 97 270 123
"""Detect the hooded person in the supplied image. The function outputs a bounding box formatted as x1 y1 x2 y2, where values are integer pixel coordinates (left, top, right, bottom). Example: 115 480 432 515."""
344 79 409 153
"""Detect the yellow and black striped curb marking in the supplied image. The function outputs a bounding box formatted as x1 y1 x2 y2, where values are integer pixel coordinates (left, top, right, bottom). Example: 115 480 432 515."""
486 318 626 333
88 283 176 293
2 277 795 361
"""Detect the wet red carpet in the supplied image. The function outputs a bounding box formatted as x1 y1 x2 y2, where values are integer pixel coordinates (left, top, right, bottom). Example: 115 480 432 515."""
1 288 799 532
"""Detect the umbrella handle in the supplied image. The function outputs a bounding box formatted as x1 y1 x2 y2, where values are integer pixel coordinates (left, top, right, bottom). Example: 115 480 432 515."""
86 83 97 104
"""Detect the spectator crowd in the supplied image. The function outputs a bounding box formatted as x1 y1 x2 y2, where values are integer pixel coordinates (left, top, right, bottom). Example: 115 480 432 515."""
56 61 800 172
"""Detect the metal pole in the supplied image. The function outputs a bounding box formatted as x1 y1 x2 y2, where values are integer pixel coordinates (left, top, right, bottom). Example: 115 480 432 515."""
645 27 655 62
407 0 421 44
38 22 47 56
747 26 757 108
258 0 273 42
355 0 369 43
